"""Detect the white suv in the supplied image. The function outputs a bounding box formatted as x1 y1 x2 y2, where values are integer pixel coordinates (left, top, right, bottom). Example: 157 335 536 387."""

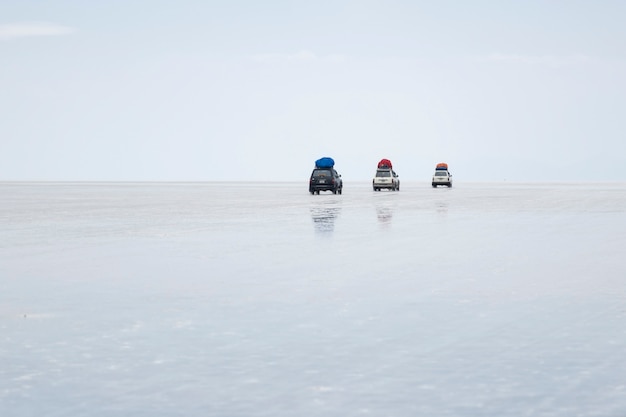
373 168 400 191
432 170 452 187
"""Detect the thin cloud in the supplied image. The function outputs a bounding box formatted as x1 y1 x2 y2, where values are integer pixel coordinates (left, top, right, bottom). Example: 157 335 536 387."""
251 50 347 64
288 50 317 62
0 22 76 41
485 54 591 66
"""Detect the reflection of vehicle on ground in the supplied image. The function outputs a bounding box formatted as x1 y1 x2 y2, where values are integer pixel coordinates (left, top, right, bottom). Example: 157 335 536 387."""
309 157 343 195
310 203 341 233
373 158 400 191
376 205 393 224
432 162 452 187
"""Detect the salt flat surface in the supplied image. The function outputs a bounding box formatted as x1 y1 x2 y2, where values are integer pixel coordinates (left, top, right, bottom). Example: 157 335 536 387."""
2 181 626 417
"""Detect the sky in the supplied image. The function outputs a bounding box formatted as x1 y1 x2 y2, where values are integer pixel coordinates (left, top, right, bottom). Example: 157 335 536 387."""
1 0 625 182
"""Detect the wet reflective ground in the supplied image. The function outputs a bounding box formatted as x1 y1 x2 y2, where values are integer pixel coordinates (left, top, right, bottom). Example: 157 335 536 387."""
2 181 626 416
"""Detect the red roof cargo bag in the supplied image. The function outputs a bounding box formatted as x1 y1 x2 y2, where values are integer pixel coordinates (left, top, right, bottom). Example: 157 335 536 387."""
378 159 393 169
436 162 448 171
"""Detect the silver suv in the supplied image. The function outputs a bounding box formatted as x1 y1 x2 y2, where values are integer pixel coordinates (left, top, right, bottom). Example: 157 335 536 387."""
432 170 452 187
373 168 400 191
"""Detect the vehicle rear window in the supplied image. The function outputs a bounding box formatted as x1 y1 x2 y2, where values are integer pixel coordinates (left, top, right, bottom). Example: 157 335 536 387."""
313 170 332 177
376 171 391 177
435 171 448 176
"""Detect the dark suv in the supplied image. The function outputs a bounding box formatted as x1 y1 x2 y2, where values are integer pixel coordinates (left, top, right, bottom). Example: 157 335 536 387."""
309 168 343 194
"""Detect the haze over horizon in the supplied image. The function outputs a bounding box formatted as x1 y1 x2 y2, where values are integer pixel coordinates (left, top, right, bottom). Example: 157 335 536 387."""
2 1 625 182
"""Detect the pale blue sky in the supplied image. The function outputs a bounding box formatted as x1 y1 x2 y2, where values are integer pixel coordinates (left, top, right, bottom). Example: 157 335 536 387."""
2 1 625 181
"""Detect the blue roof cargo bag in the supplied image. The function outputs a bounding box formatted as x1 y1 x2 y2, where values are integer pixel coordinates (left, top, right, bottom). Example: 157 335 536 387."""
315 157 335 168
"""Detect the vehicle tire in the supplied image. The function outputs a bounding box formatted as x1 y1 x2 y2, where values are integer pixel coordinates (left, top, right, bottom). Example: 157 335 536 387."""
338 187 342 195
432 184 437 188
